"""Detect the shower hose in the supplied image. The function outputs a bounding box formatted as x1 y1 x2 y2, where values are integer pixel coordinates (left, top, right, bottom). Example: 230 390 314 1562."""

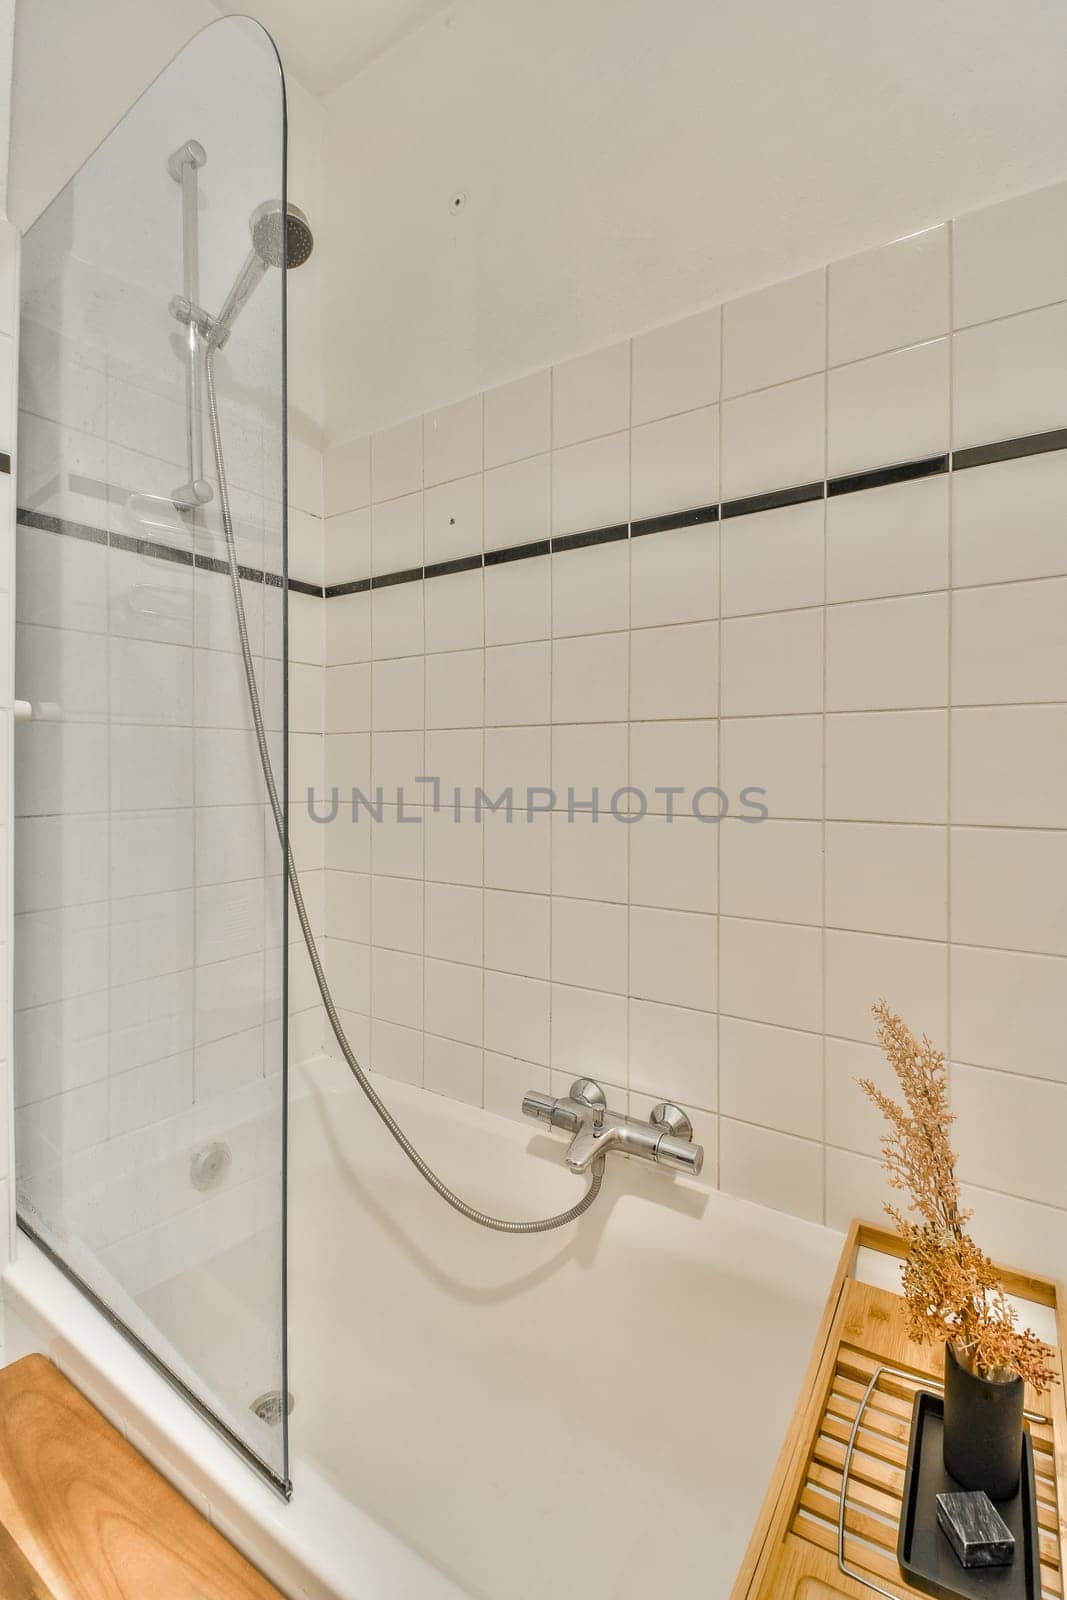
203 350 604 1233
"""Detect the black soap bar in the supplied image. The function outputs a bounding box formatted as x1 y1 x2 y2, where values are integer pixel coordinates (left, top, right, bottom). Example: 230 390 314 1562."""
936 1489 1016 1568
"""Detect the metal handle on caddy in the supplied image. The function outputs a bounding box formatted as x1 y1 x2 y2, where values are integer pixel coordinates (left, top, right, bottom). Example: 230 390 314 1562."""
522 1078 704 1177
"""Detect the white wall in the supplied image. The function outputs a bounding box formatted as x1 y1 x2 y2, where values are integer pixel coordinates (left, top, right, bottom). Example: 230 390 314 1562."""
322 0 1067 444
318 176 1067 1285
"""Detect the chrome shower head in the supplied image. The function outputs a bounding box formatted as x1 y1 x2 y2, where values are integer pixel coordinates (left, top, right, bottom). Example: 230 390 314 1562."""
209 200 314 348
249 200 314 270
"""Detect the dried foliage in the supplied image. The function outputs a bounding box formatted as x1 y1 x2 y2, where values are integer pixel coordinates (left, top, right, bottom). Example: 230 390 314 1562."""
859 1000 1056 1392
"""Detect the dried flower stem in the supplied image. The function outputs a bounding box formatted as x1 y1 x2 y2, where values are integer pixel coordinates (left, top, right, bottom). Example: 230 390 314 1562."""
859 1000 1056 1393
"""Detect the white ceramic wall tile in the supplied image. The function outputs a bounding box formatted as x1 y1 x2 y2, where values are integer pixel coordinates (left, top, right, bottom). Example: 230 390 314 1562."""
719 715 822 821
552 722 628 806
825 822 947 940
424 1034 483 1106
424 569 483 653
552 341 630 448
551 432 629 535
485 641 551 726
722 498 824 616
423 395 483 486
371 492 422 575
485 1051 550 1122
951 454 1067 588
484 454 551 550
721 375 826 499
952 1063 1067 1211
824 929 947 1046
628 997 717 1109
719 1016 822 1140
631 308 721 426
950 944 1067 1081
952 578 1067 705
823 1035 890 1159
951 705 1067 828
484 889 550 979
959 1185 1067 1295
719 818 822 925
825 1146 895 1233
551 632 628 723
826 710 948 823
324 436 370 516
629 906 716 1012
950 829 1067 958
630 815 717 914
719 916 823 1033
424 957 483 1046
484 808 551 894
829 226 949 365
719 1119 823 1223
371 418 422 502
371 584 423 659
324 507 371 587
483 370 551 468
484 971 550 1065
629 720 717 814
550 811 626 902
552 541 629 636
826 474 949 602
952 302 1067 449
828 338 949 476
721 608 823 717
629 525 719 628
485 553 551 646
825 593 947 711
424 474 483 565
631 622 717 721
953 180 1067 328
550 984 627 1083
723 270 826 398
550 897 628 993
630 406 718 520
425 649 483 730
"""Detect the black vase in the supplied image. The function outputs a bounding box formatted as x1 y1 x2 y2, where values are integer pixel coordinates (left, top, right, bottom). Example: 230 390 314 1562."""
942 1341 1024 1500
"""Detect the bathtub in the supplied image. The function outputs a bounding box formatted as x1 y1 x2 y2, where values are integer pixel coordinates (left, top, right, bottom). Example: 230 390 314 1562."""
2 1063 844 1600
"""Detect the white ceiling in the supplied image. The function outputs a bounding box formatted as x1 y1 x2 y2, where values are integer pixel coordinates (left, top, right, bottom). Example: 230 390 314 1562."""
208 0 453 95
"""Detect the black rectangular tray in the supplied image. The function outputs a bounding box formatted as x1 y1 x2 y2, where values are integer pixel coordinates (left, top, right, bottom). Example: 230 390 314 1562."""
897 1389 1041 1600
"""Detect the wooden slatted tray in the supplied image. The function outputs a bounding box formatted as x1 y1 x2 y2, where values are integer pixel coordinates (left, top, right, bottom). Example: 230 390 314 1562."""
731 1221 1067 1600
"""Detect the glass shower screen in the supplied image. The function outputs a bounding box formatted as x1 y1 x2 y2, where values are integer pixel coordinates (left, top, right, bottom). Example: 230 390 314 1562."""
13 17 291 1491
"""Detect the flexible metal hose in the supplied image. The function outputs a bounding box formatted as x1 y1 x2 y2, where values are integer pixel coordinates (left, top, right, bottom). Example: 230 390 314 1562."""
203 350 604 1233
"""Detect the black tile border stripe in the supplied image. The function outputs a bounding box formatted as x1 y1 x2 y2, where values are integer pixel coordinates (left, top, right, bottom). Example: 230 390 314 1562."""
721 480 825 519
484 538 550 567
0 452 11 475
951 428 1067 472
551 522 629 553
19 426 1067 601
826 453 948 497
16 506 324 597
631 504 719 538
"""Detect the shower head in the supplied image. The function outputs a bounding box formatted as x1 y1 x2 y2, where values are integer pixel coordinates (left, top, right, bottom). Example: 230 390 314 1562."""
209 200 314 348
249 200 315 270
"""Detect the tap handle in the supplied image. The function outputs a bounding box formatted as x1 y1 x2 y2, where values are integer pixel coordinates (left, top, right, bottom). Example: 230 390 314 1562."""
521 1090 580 1133
649 1102 694 1141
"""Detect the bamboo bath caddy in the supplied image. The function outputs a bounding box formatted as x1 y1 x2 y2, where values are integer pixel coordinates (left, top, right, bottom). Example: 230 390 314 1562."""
730 1221 1067 1600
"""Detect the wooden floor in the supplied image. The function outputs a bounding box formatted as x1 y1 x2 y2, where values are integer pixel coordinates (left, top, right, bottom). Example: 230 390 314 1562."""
731 1222 1067 1600
0 1355 287 1599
